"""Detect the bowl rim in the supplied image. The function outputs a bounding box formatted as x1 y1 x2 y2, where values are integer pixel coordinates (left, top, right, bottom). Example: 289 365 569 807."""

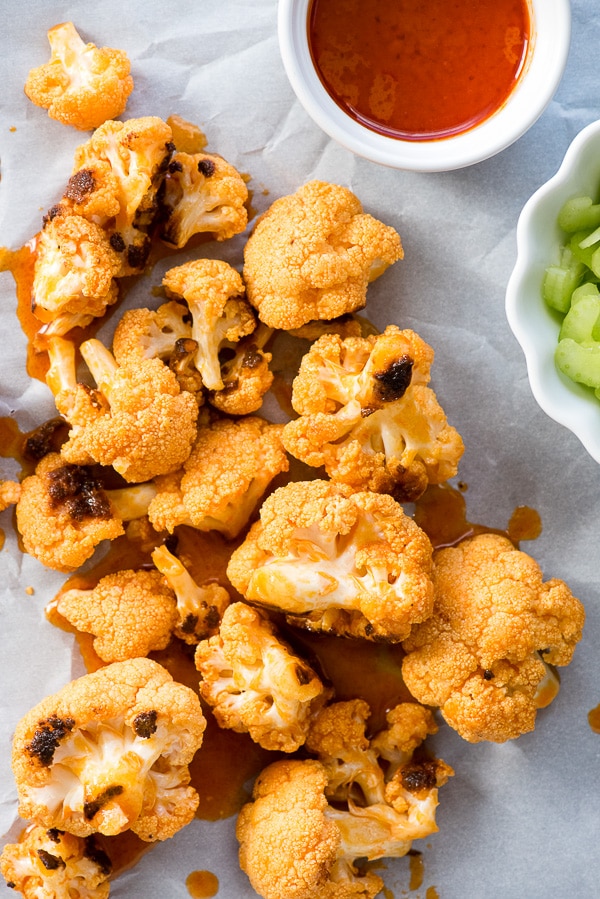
277 0 572 172
505 119 600 464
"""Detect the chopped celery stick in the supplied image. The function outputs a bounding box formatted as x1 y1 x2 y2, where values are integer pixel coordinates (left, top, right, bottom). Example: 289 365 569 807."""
555 338 600 389
557 195 600 232
542 251 585 313
578 224 600 249
570 282 600 305
559 294 600 343
569 231 598 267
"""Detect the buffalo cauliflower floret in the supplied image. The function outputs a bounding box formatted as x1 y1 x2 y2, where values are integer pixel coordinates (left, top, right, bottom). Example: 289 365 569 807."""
159 151 248 248
24 22 133 131
195 602 330 752
401 533 586 743
15 453 154 573
0 479 21 511
226 479 434 642
1 824 112 899
305 699 453 861
282 326 464 501
60 117 174 275
12 658 206 842
237 758 383 899
55 570 178 663
162 258 255 391
46 336 199 483
110 300 205 402
208 323 274 415
148 415 289 539
31 210 121 328
151 544 231 644
243 180 403 329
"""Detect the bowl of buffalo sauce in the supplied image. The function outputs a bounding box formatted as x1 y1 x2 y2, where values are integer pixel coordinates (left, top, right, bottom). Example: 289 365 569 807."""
278 0 571 172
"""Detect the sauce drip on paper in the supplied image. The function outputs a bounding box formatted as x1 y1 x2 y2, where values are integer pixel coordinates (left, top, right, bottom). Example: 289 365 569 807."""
308 0 530 140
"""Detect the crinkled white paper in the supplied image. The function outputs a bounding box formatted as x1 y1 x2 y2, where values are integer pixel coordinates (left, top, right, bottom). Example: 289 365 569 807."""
1 2 599 897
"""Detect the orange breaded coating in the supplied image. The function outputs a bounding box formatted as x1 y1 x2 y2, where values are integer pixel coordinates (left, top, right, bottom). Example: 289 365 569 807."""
227 479 434 641
15 453 125 573
24 22 133 131
243 180 403 329
159 150 249 248
402 533 586 743
12 658 206 842
148 415 289 539
195 602 330 752
0 824 112 899
282 325 464 501
56 569 178 663
0 479 21 512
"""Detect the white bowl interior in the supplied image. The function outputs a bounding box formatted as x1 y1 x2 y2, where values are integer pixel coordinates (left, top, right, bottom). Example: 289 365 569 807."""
505 120 600 464
278 0 571 172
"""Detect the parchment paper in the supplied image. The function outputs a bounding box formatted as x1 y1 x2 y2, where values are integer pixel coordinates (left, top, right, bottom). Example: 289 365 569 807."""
1 2 599 897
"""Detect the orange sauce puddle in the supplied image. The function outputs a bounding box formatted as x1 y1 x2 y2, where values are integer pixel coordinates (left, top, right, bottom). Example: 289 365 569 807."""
186 869 219 898
588 704 600 733
408 849 424 890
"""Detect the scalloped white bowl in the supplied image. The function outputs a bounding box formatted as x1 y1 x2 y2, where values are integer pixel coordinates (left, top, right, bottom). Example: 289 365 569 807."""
506 119 600 464
278 0 571 172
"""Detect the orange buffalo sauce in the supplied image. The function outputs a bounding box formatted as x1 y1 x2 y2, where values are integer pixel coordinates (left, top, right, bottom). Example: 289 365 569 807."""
308 0 531 141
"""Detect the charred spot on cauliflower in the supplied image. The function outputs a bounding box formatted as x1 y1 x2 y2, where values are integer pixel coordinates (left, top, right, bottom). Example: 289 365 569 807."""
24 21 133 131
226 479 434 642
195 602 331 752
282 325 464 501
12 658 206 842
243 180 403 329
401 533 586 743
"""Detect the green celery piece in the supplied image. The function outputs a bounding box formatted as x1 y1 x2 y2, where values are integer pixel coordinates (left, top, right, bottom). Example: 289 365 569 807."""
559 293 600 343
557 195 600 232
555 338 600 389
542 249 585 313
570 282 600 305
569 230 598 268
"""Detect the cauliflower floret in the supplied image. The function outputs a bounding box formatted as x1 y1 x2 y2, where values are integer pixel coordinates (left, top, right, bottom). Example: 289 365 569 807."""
24 22 133 131
305 700 453 861
1 824 112 899
243 180 403 329
55 570 178 663
401 533 586 743
195 602 330 752
12 658 206 842
46 336 199 483
227 479 434 642
208 323 274 416
151 544 231 644
162 258 255 391
0 479 21 511
14 453 155 573
282 326 464 501
60 117 174 275
111 300 206 402
148 415 289 539
31 210 121 327
159 151 248 248
237 758 383 899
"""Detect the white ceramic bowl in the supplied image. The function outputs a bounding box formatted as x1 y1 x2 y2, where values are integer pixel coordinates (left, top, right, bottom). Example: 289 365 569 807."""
277 0 571 172
506 120 600 464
